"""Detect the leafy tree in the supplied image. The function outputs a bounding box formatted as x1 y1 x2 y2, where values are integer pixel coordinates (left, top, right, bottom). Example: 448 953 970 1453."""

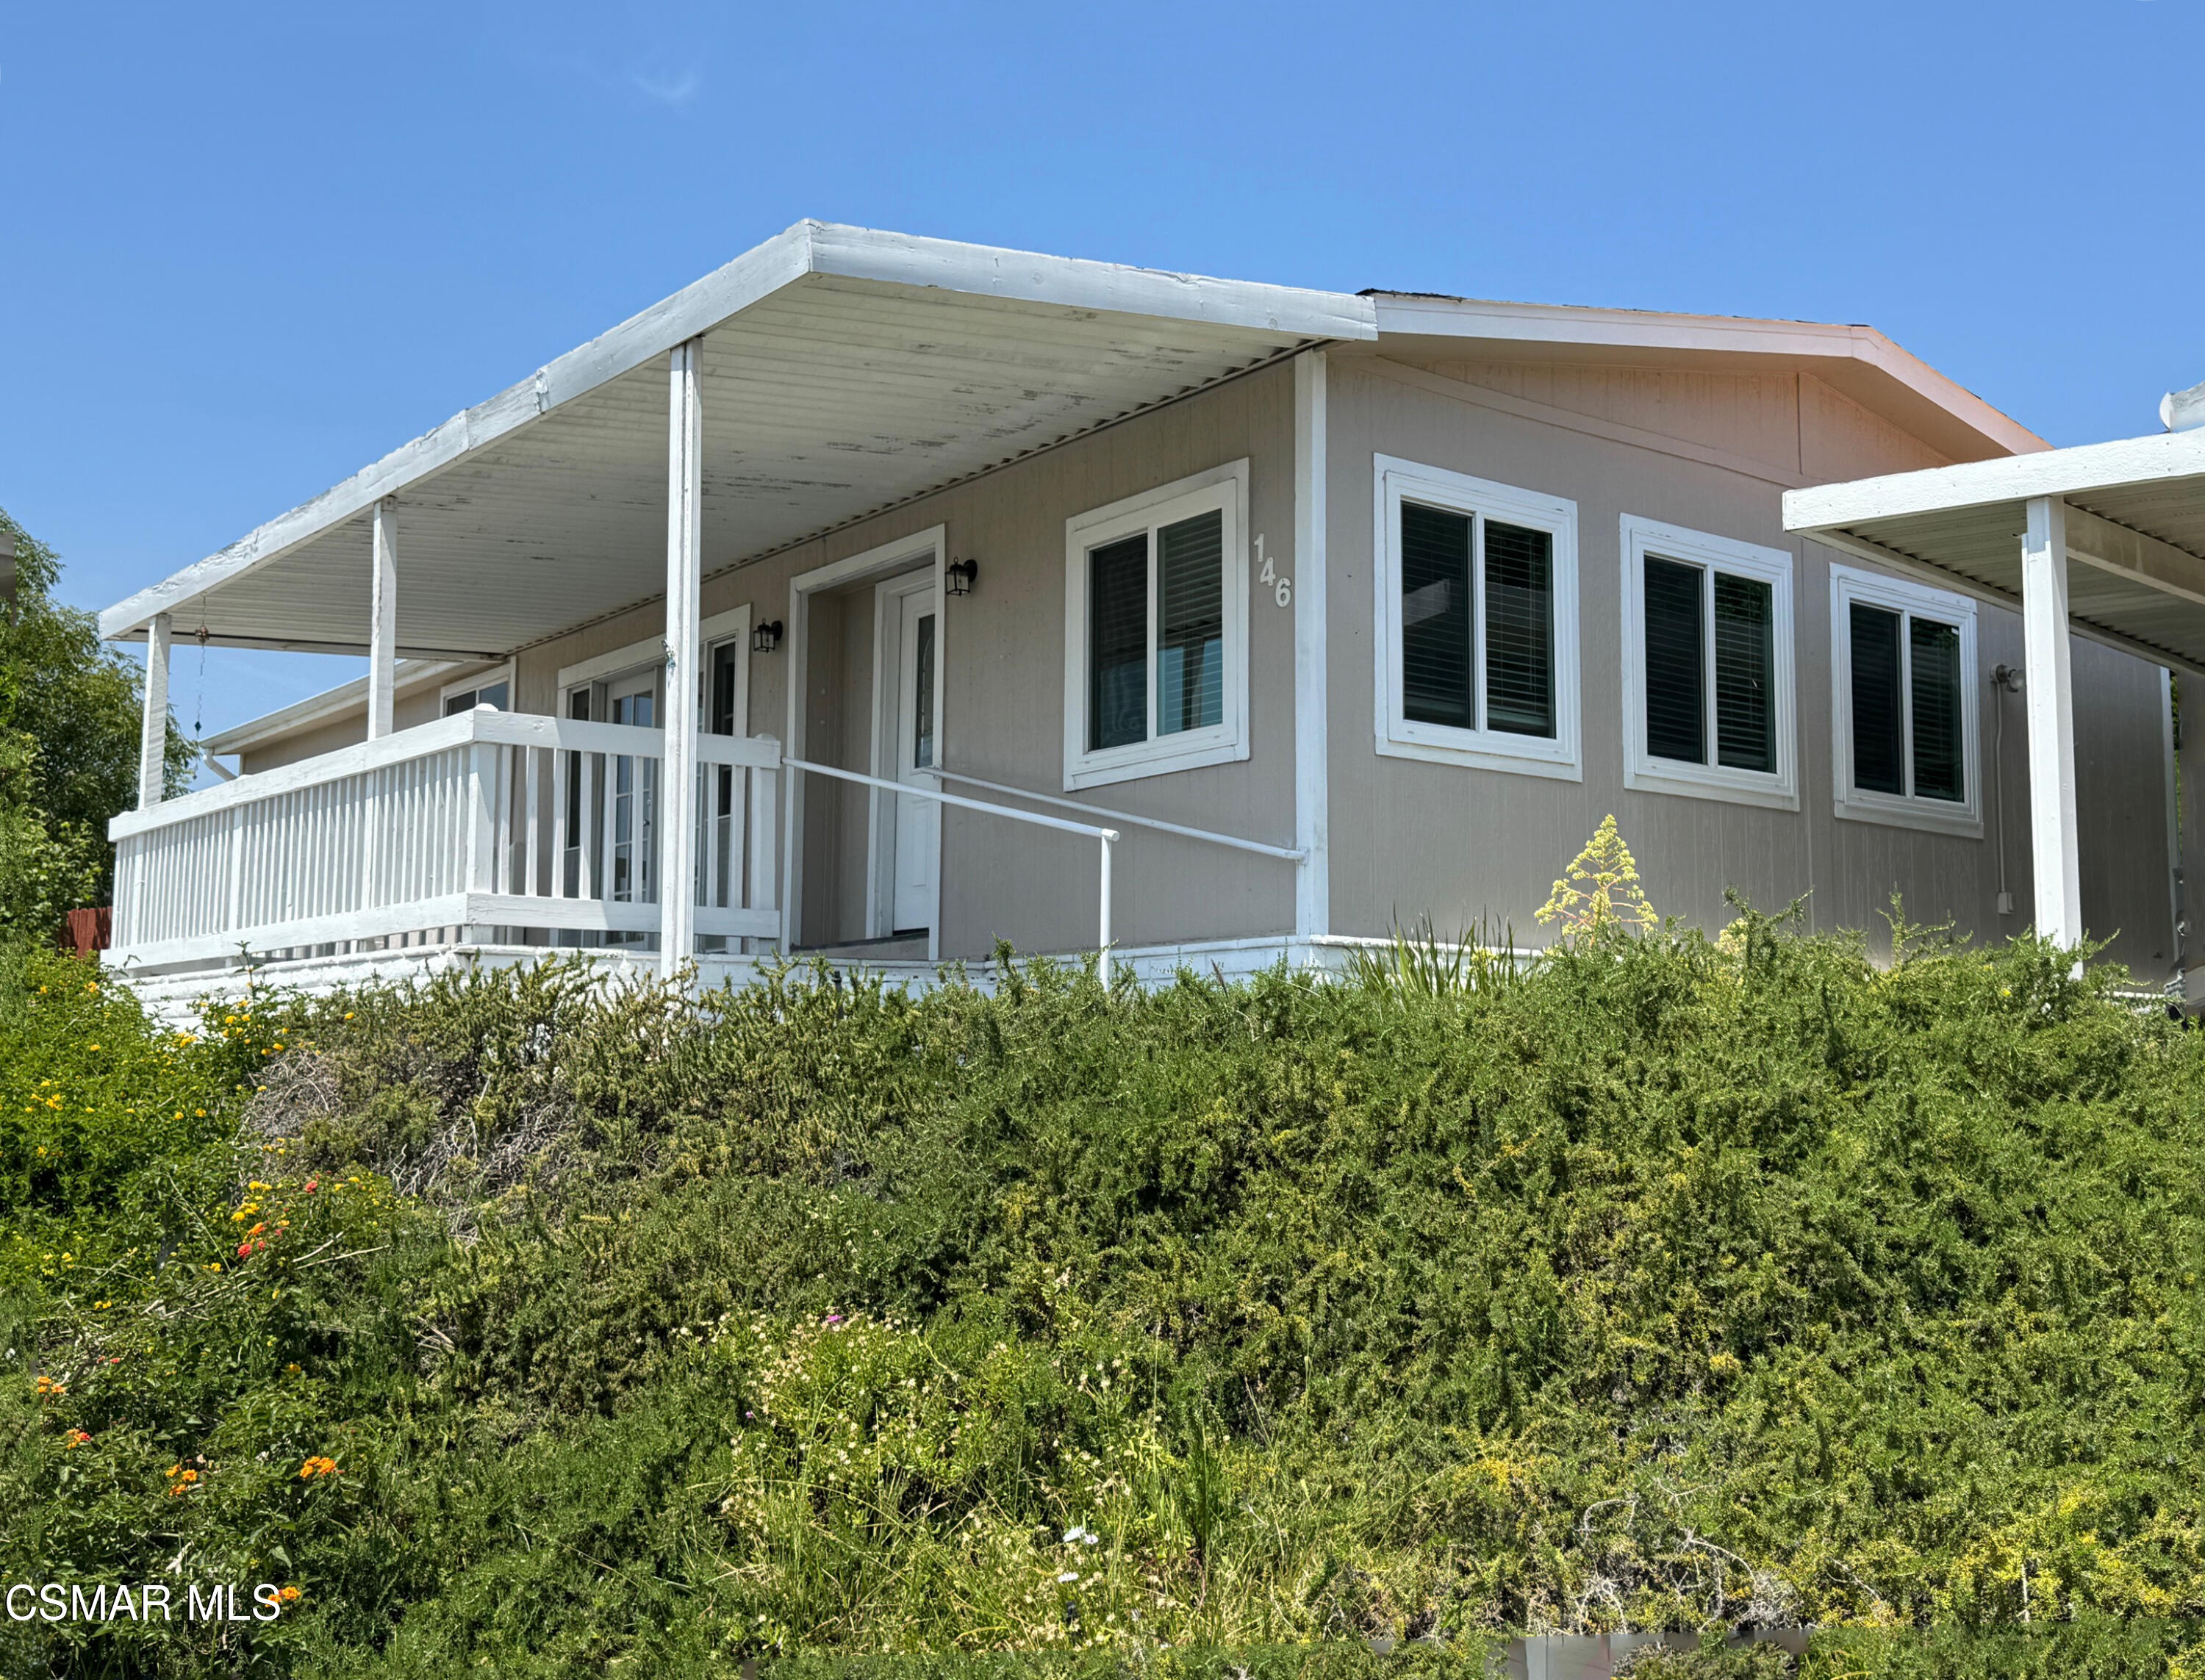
0 509 190 944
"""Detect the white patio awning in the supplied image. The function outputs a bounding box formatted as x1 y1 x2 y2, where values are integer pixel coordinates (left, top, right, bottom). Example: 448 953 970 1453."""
1786 416 2205 953
101 222 1376 657
1785 428 2205 678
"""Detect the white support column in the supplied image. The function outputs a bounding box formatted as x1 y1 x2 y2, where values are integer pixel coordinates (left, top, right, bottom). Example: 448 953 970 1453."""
2021 495 2083 948
659 336 705 977
368 498 398 739
137 612 172 809
1292 349 1330 942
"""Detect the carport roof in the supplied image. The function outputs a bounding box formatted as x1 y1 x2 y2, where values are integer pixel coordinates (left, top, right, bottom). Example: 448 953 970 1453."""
100 221 1377 657
1785 427 2205 677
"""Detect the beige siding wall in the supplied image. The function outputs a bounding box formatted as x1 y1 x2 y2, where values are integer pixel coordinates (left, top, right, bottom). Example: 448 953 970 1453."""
508 360 1301 960
218 345 2176 977
1324 353 2176 975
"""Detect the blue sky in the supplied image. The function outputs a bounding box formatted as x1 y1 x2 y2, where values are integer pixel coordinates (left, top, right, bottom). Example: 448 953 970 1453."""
4 0 2201 744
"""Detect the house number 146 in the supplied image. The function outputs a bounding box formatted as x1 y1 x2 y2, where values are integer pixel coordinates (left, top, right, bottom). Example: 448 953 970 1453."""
1255 536 1291 607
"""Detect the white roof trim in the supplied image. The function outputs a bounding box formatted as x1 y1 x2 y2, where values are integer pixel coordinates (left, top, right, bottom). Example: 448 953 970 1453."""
101 223 1377 641
1366 293 2046 459
1785 426 2205 532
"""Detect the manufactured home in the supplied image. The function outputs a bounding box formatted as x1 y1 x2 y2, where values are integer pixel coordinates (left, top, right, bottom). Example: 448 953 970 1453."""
97 223 2205 1012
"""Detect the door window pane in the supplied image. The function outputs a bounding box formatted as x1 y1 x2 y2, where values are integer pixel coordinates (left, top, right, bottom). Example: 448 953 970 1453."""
1157 511 1224 736
1088 534 1148 751
1713 572 1774 773
1850 603 1905 795
710 642 739 736
1643 557 1705 763
1400 501 1473 729
1910 617 1963 801
912 613 936 769
1484 521 1554 738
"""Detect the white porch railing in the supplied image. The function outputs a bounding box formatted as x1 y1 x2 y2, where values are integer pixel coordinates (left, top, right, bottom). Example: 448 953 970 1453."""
108 708 781 970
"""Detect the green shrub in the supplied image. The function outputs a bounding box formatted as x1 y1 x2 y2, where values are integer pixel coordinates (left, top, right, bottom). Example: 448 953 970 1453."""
4 911 2204 1676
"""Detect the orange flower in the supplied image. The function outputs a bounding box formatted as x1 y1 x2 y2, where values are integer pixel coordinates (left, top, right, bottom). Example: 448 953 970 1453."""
278 1585 301 1603
298 1455 338 1479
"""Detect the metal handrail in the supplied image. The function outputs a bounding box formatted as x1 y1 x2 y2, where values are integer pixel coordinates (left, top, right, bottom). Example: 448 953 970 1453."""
782 758 1120 950
922 767 1305 861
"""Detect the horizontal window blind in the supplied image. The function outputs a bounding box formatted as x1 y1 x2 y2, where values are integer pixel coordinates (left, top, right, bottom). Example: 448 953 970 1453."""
1849 603 1905 796
1485 521 1555 738
1713 572 1774 774
1401 500 1474 730
1909 617 1963 802
1156 510 1225 737
1643 556 1705 764
1088 533 1149 751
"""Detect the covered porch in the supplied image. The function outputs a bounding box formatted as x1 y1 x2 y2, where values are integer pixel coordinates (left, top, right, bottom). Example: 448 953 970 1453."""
1785 415 2205 987
101 223 1372 992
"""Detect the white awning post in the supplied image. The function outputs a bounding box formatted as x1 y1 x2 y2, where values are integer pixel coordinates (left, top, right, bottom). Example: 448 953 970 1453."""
1097 832 1113 956
2021 495 2084 949
138 612 172 809
1292 348 1330 941
659 337 705 979
368 498 398 739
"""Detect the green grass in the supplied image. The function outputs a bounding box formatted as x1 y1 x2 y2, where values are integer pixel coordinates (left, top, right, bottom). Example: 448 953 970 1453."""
4 905 2204 1677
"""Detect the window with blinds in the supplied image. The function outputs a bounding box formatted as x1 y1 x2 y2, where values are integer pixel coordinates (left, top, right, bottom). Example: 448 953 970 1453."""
1643 558 1705 763
1621 517 1793 807
1846 600 1965 805
1638 555 1775 775
1087 533 1149 752
1396 500 1555 739
1401 502 1472 729
1066 464 1247 788
1157 510 1225 737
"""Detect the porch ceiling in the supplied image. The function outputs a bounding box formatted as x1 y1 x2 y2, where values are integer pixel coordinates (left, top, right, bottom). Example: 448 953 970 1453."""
1784 426 2205 678
102 223 1377 657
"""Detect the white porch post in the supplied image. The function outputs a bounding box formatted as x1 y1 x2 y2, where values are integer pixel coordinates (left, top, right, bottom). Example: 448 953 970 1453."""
368 498 398 739
659 336 705 977
2021 495 2083 947
1292 349 1330 943
137 612 172 809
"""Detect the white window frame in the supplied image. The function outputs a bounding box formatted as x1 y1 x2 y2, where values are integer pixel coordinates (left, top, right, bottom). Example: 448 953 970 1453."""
1829 561 1982 838
1062 460 1250 791
439 661 515 714
1372 454 1580 780
554 606 753 720
1620 516 1798 811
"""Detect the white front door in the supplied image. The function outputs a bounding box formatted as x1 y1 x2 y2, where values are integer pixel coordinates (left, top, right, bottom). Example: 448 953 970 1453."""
878 578 939 936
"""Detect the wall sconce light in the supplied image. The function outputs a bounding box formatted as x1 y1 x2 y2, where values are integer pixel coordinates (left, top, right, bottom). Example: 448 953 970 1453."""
751 619 784 654
946 557 979 597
